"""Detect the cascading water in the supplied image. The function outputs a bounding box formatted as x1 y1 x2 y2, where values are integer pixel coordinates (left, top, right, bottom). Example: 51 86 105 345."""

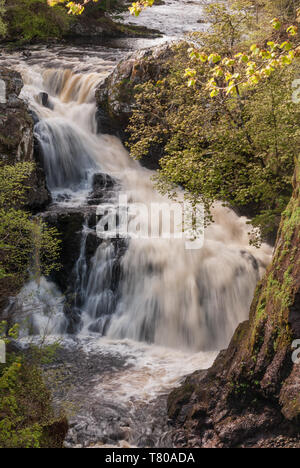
16 63 273 352
14 59 272 355
2 34 273 447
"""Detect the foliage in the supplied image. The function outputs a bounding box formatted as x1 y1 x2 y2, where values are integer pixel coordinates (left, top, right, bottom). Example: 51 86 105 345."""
5 0 70 41
129 0 154 16
186 5 300 95
48 0 153 15
126 0 300 242
0 162 65 448
0 353 66 448
0 162 61 296
127 22 300 243
48 0 99 15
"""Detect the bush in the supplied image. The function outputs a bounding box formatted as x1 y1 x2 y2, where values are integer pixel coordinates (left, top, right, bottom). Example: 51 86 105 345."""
0 162 61 306
0 161 66 448
0 354 67 448
5 0 70 42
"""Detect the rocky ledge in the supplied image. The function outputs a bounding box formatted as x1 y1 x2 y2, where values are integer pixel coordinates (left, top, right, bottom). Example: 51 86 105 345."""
168 157 300 448
0 67 50 211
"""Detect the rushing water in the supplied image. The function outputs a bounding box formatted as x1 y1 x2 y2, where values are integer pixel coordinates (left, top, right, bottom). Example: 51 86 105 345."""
1 0 273 447
117 0 209 39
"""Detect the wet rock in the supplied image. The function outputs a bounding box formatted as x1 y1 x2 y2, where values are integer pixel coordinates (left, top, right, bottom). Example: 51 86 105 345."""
21 50 32 59
40 179 127 333
0 68 50 211
40 206 95 292
37 92 53 110
88 172 118 205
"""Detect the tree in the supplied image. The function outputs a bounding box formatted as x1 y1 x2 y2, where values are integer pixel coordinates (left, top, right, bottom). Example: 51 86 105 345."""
186 13 300 96
0 162 61 301
127 2 300 242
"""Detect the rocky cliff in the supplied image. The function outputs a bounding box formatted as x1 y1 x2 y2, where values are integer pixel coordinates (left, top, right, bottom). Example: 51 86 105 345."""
0 68 50 211
168 156 300 448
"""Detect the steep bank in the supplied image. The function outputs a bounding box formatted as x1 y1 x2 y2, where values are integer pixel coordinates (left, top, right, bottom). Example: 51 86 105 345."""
0 68 50 211
169 156 300 447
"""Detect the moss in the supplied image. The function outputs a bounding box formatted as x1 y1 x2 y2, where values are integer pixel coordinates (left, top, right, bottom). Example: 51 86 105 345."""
247 167 300 354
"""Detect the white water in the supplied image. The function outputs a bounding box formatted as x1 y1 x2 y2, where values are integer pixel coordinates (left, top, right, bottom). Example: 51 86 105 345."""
13 64 272 352
117 0 209 39
1 7 273 444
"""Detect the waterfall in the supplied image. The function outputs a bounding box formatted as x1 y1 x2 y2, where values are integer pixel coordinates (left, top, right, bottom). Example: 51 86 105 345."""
15 64 272 352
35 118 98 192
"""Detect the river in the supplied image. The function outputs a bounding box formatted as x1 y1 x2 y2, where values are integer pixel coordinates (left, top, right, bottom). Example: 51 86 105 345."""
0 0 272 448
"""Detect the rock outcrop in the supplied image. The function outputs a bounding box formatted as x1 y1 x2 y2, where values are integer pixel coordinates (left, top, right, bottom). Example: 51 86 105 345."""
169 156 300 448
67 14 160 41
0 68 50 211
40 172 126 333
95 44 176 169
40 207 92 292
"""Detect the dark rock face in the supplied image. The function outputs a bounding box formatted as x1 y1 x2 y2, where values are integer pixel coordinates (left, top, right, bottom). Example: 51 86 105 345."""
40 204 101 333
0 67 50 211
67 16 123 39
95 44 175 169
41 207 88 292
37 92 53 110
88 172 118 205
168 158 300 448
41 172 126 333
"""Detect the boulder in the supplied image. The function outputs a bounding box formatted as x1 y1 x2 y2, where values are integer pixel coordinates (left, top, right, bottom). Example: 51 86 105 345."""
40 206 97 292
96 43 174 129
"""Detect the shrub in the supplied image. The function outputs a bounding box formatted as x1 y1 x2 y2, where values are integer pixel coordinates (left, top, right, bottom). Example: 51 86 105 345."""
5 0 70 42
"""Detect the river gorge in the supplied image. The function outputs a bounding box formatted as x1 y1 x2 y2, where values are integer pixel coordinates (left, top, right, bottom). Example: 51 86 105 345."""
2 0 295 449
